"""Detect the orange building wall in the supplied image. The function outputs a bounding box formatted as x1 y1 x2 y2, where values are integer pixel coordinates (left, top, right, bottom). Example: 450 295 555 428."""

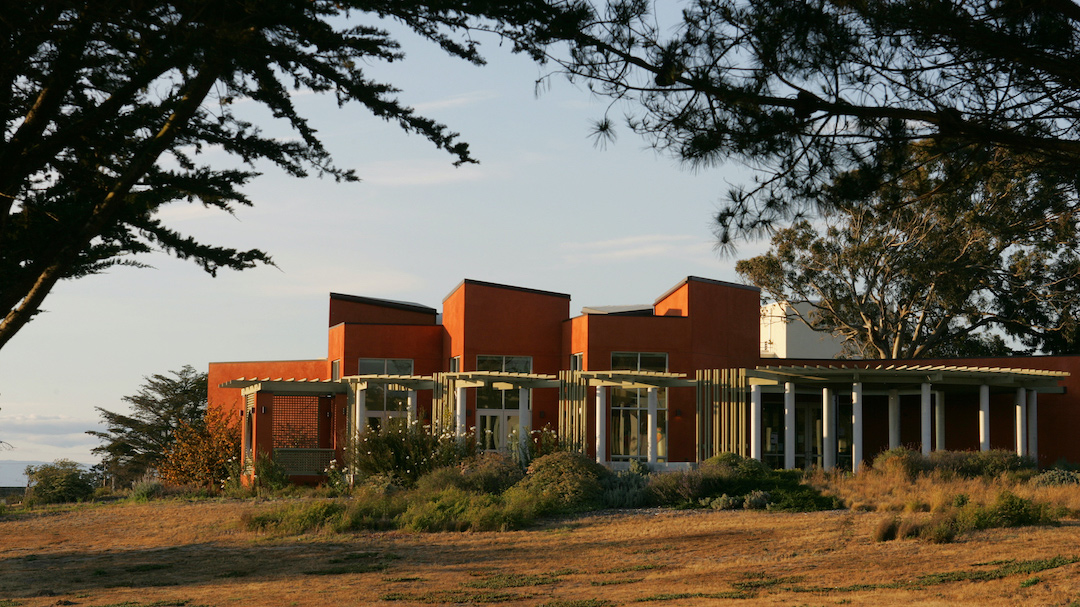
328 295 436 326
208 359 329 417
445 280 570 431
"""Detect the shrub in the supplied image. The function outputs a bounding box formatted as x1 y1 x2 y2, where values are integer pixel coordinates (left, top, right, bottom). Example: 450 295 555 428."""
414 467 470 494
929 449 1034 478
158 408 240 487
707 493 740 510
130 479 165 502
337 487 408 531
601 470 649 509
872 447 924 479
646 469 705 507
873 516 899 542
252 452 291 491
25 459 96 505
243 500 348 534
896 516 922 539
460 452 524 494
515 451 608 514
766 487 843 512
699 452 770 480
920 515 957 543
1033 469 1080 487
743 490 770 510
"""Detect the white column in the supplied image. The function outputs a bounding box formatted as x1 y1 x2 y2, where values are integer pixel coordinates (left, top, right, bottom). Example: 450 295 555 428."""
978 384 990 452
647 387 659 464
784 382 796 470
920 383 932 456
852 382 864 474
595 386 607 464
934 391 946 451
456 385 468 438
888 389 901 449
1015 387 1028 457
355 386 367 436
750 384 763 461
519 386 531 453
1027 390 1038 462
407 390 418 425
822 387 836 470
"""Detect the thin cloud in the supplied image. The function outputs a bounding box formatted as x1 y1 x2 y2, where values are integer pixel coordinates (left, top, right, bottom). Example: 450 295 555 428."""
412 91 497 113
359 159 487 186
561 234 713 263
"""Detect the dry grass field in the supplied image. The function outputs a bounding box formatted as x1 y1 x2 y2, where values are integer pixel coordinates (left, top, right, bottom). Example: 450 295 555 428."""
2 498 1079 607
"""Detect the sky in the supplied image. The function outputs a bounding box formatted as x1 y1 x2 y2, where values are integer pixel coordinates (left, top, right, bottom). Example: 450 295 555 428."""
0 15 768 486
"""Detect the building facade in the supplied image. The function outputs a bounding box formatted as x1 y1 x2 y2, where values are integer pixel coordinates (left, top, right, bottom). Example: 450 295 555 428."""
209 276 1078 482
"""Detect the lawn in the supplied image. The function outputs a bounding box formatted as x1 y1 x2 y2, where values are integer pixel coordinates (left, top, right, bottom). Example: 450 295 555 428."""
2 498 1079 606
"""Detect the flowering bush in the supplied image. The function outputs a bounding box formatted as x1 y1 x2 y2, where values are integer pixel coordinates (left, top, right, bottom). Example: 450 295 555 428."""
347 421 474 487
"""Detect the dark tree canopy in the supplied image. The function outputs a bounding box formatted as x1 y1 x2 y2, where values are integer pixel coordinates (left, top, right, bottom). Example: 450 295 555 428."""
736 144 1080 359
563 0 1080 243
87 365 208 486
0 0 586 351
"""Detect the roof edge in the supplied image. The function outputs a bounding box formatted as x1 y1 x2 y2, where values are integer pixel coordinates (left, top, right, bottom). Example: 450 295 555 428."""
443 278 571 302
330 292 436 315
654 276 760 305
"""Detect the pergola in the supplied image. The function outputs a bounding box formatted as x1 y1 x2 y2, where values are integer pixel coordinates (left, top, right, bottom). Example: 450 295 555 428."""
746 364 1068 472
433 371 559 451
220 363 1069 476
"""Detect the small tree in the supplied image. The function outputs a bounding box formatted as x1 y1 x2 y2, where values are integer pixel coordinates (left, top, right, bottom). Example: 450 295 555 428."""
158 408 240 488
88 365 207 486
25 459 96 505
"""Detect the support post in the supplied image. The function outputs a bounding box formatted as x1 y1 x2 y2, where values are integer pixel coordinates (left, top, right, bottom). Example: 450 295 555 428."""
596 386 607 465
1027 390 1038 463
407 390 418 425
750 384 763 461
647 387 659 464
934 391 946 451
920 383 932 456
456 385 468 439
979 385 990 452
784 382 796 470
822 387 836 471
1015 387 1028 457
888 389 900 450
355 386 367 436
519 386 531 454
852 382 864 474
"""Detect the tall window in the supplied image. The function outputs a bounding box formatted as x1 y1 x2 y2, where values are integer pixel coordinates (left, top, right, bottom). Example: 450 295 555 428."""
358 358 413 430
570 353 583 371
610 352 668 461
475 355 531 409
475 355 531 450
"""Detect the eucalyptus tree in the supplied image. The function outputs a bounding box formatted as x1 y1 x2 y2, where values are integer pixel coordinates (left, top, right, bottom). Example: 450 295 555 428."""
563 0 1080 243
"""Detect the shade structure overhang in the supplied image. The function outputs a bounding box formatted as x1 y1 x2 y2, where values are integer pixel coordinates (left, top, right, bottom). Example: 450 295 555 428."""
439 370 559 390
343 374 436 391
745 364 1069 394
578 370 696 389
219 377 349 397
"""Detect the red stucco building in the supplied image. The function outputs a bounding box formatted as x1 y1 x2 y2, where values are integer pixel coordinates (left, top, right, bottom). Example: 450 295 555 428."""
209 276 1078 481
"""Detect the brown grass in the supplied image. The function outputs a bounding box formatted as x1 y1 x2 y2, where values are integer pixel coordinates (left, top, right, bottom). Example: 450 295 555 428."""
809 466 1080 516
2 498 1080 606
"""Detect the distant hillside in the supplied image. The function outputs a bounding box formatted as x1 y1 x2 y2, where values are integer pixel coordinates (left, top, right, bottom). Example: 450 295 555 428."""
0 460 47 487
